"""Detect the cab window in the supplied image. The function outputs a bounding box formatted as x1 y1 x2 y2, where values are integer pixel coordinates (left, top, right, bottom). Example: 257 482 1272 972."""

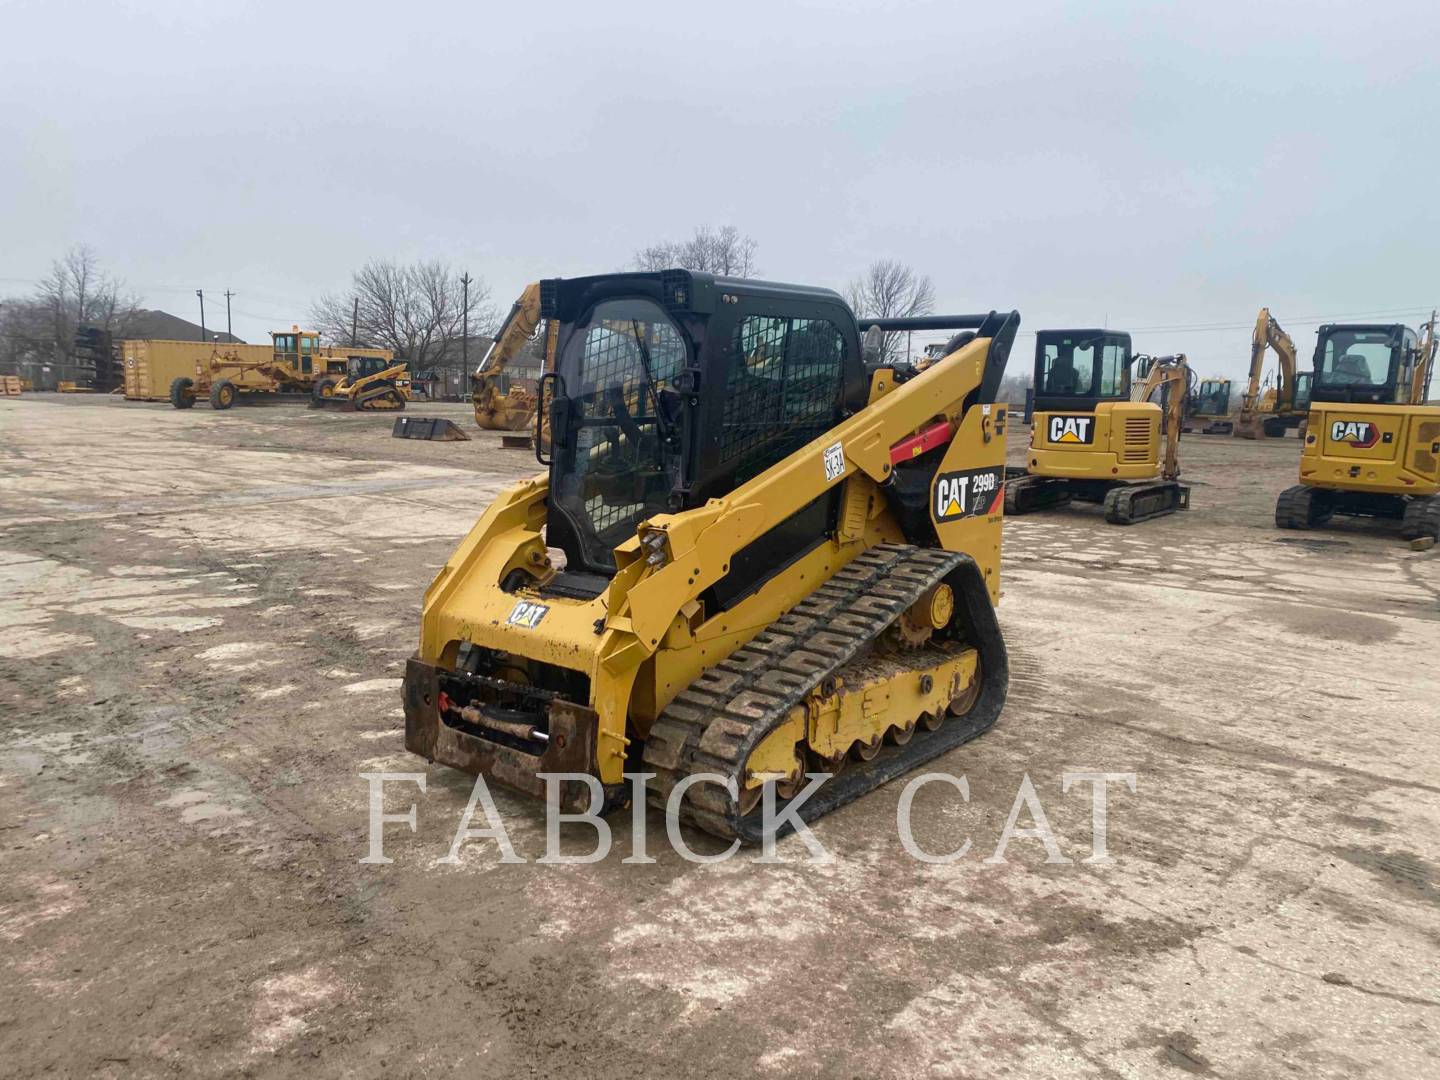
1099 342 1127 396
1040 340 1095 396
721 315 845 481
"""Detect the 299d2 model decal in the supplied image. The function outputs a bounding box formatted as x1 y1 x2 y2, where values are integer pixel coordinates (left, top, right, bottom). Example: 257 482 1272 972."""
934 466 1005 522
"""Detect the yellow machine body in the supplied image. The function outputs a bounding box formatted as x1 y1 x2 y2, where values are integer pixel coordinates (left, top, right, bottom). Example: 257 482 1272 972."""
1028 401 1162 481
416 369 1005 789
403 272 1018 839
1299 403 1440 497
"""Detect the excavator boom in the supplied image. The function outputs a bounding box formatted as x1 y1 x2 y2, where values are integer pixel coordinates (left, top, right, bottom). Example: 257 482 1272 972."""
1237 307 1301 438
473 282 549 431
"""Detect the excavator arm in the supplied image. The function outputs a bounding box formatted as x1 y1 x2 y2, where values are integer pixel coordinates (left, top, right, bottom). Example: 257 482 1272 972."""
1412 311 1437 405
473 282 550 431
1132 354 1189 480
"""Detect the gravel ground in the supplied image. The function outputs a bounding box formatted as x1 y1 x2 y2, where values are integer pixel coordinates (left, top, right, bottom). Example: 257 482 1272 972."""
1 392 1437 1078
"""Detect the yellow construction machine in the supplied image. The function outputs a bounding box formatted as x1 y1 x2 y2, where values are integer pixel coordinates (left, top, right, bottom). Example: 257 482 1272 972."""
1183 375 1235 435
310 356 412 411
1276 314 1440 541
473 282 551 431
169 328 393 409
1236 307 1312 438
1006 329 1191 524
401 270 1018 841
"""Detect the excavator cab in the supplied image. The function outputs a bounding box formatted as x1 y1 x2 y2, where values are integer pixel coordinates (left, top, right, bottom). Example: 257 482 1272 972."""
1311 324 1423 405
404 269 1021 840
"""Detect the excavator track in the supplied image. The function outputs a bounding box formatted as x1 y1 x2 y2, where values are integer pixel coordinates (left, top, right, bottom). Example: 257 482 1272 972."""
1400 495 1440 541
642 543 1007 844
1004 473 1073 515
1275 484 1335 530
1103 481 1190 525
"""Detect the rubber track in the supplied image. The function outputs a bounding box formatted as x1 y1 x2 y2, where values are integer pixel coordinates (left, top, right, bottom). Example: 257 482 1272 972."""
1400 495 1440 541
1004 474 1071 515
1103 481 1189 525
1275 484 1329 529
642 543 1007 844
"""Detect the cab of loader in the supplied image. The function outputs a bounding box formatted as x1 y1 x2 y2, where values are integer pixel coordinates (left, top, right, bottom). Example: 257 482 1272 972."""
1311 323 1424 405
536 271 869 596
1031 329 1133 414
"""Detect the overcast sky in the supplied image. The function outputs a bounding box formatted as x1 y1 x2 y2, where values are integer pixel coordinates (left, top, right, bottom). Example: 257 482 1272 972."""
2 0 1436 378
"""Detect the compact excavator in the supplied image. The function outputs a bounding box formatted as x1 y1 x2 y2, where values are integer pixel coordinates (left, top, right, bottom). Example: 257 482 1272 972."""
1006 329 1190 524
401 270 1017 842
1276 314 1440 541
473 282 551 431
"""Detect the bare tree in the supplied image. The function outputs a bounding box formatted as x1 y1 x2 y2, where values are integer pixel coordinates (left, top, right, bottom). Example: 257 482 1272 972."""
634 225 758 277
846 259 936 365
0 246 142 386
311 260 497 374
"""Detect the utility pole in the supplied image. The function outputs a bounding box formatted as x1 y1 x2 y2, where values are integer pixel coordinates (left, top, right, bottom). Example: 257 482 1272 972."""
460 272 472 380
196 289 206 342
350 297 359 347
224 290 234 341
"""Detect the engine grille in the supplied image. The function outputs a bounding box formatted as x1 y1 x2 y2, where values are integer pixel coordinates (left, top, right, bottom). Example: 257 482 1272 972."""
1122 417 1152 463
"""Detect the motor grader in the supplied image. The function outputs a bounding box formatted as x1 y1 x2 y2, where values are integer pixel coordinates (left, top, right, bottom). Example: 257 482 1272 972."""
473 282 550 431
1006 329 1191 524
401 270 1017 842
1276 314 1440 542
168 327 393 409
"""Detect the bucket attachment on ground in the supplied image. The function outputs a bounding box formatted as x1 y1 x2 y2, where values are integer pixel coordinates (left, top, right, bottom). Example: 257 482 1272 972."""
392 416 471 441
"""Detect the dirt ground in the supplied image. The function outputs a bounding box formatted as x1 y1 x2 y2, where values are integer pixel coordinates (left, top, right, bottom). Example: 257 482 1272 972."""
2 393 1438 1079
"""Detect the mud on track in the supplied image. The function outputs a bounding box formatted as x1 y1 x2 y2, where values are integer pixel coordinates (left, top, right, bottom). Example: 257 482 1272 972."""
2 393 1438 1078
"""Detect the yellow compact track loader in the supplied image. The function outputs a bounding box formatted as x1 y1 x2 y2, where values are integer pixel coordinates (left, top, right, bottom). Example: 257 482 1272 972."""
473 282 551 432
1276 316 1440 542
1006 330 1190 524
402 270 1018 842
310 356 412 411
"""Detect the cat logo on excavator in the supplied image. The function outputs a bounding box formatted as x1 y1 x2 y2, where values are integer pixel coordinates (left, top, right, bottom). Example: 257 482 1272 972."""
1330 420 1379 449
1048 415 1094 444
